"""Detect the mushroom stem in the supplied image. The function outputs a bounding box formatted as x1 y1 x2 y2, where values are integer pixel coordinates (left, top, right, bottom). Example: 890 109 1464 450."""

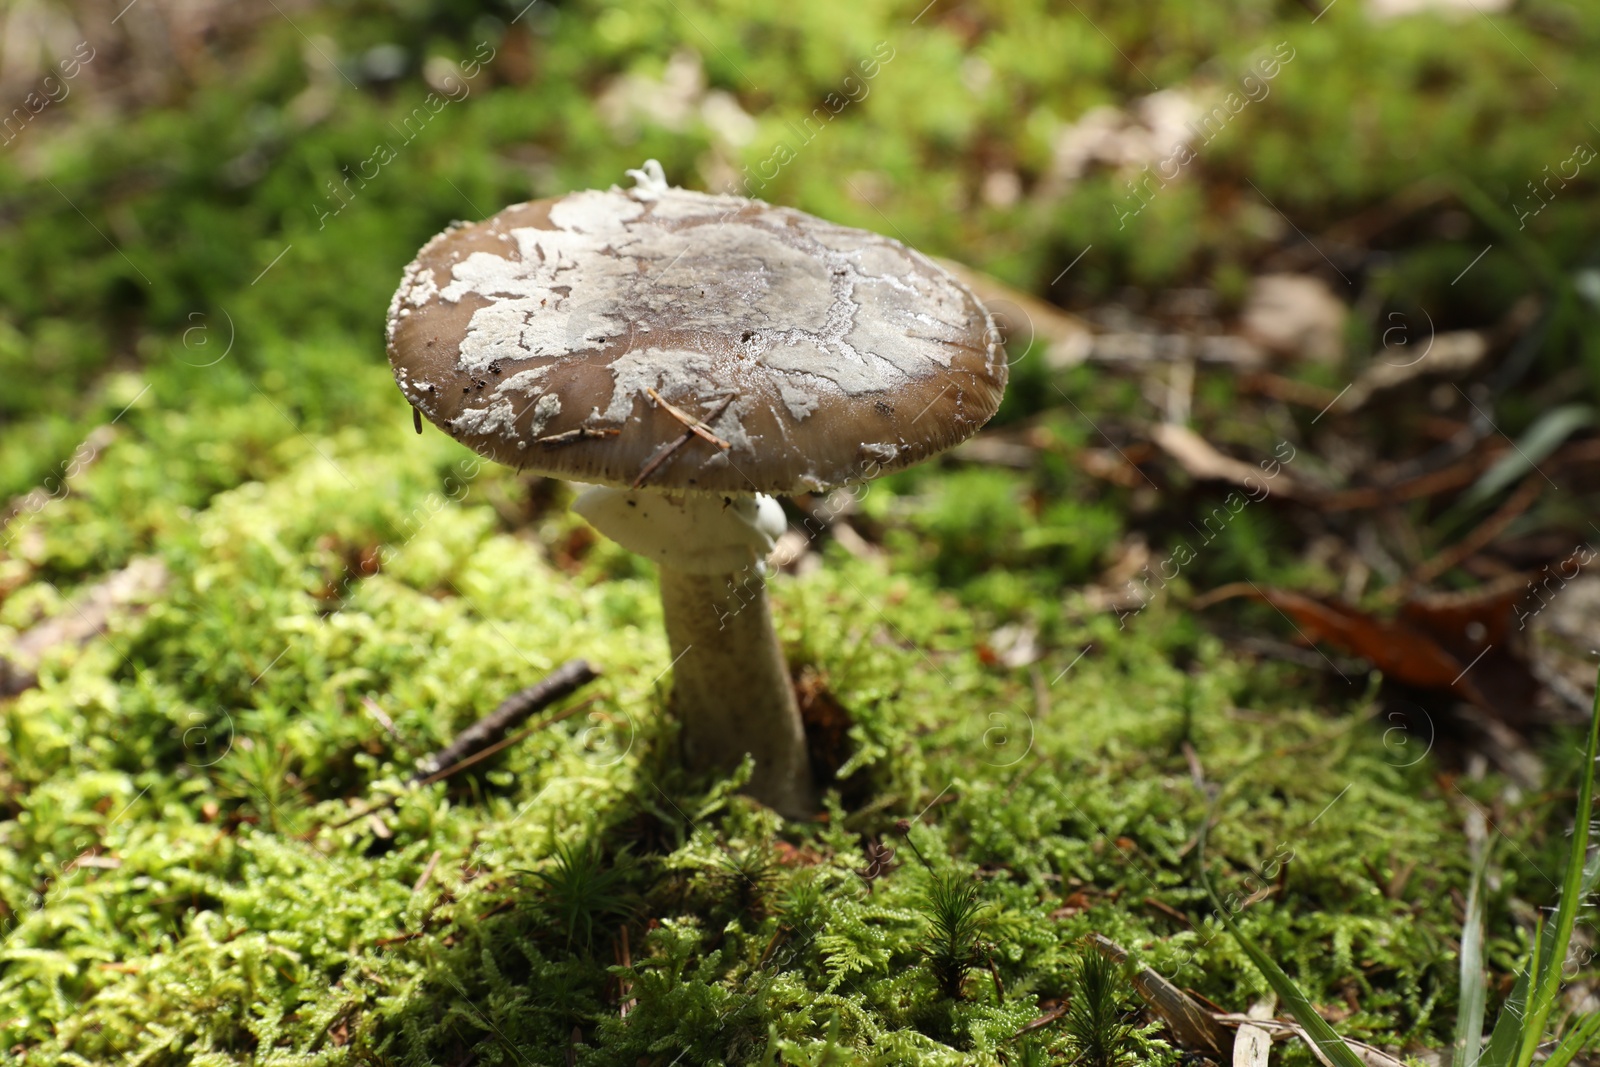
657 564 817 817
572 486 817 816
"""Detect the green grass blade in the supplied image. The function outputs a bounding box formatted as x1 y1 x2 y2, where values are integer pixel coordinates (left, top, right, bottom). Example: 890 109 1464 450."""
1513 673 1600 1067
1462 405 1594 509
1455 821 1491 1067
1515 916 1547 1067
1449 173 1567 290
1195 806 1367 1067
1480 849 1600 1067
1544 1013 1600 1067
1481 667 1600 1067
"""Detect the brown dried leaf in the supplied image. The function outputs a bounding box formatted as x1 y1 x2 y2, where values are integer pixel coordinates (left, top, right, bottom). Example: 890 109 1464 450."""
1092 934 1232 1058
1152 423 1300 498
1196 581 1539 727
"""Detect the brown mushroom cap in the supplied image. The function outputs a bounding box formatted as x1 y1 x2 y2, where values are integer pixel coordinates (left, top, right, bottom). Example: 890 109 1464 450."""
386 175 1005 494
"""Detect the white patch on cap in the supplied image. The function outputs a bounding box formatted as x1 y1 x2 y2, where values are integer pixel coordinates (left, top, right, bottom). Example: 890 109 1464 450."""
641 187 750 221
405 268 439 307
452 396 519 438
427 184 977 402
778 383 820 421
530 392 561 435
859 441 900 463
495 366 554 395
758 341 884 395
706 395 755 454
600 347 730 424
547 189 646 233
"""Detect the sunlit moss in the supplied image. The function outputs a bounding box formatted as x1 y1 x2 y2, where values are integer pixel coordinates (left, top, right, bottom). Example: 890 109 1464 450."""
4 0 1597 1061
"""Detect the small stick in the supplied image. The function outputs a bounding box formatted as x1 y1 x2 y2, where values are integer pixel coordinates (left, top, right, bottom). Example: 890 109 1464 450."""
374 930 424 946
758 927 788 968
327 662 600 831
983 943 1005 1004
328 697 598 830
631 437 690 489
410 659 599 782
646 388 733 449
1143 895 1194 928
412 849 442 895
361 695 404 744
1400 472 1543 591
538 426 620 449
618 924 637 1018
632 394 737 489
476 899 515 922
1181 741 1207 791
425 696 596 782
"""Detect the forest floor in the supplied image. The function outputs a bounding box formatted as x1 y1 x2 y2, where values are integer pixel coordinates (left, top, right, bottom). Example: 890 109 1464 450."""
2 0 1599 1063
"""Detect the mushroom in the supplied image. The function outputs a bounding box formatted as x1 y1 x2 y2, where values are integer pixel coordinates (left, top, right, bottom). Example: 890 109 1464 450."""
385 161 1006 816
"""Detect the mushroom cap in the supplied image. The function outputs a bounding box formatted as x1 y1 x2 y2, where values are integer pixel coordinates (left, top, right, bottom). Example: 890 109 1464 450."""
385 169 1006 495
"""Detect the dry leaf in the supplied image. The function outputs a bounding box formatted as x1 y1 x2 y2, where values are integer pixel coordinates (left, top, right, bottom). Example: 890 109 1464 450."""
1196 582 1539 727
1152 423 1300 498
1233 1022 1272 1067
1240 274 1347 363
1336 330 1488 414
1092 934 1232 1058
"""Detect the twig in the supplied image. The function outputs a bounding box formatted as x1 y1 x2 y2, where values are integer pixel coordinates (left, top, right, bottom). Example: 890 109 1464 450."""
328 662 601 830
631 394 736 489
758 926 788 968
409 659 599 782
1180 740 1207 791
412 850 442 896
1014 1002 1067 1036
631 436 691 489
538 426 620 449
618 924 637 1018
1398 473 1543 592
0 556 169 696
361 695 404 744
476 899 515 922
1318 446 1499 513
374 931 424 946
414 698 594 785
646 388 733 449
328 699 597 830
983 943 1005 1004
1143 896 1194 928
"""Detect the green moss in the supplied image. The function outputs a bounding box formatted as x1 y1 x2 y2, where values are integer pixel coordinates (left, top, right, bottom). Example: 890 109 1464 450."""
4 0 1597 1061
0 408 1545 1059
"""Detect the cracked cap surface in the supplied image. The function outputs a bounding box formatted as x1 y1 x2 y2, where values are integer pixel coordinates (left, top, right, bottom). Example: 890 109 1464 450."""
385 174 1006 494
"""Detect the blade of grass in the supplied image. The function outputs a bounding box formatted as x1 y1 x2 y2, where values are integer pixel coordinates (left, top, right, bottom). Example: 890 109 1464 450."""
1543 1013 1600 1067
1195 804 1367 1067
1517 916 1547 1066
1461 404 1593 509
1448 173 1565 290
1479 850 1600 1067
1480 666 1600 1067
1455 817 1491 1067
1513 671 1600 1067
